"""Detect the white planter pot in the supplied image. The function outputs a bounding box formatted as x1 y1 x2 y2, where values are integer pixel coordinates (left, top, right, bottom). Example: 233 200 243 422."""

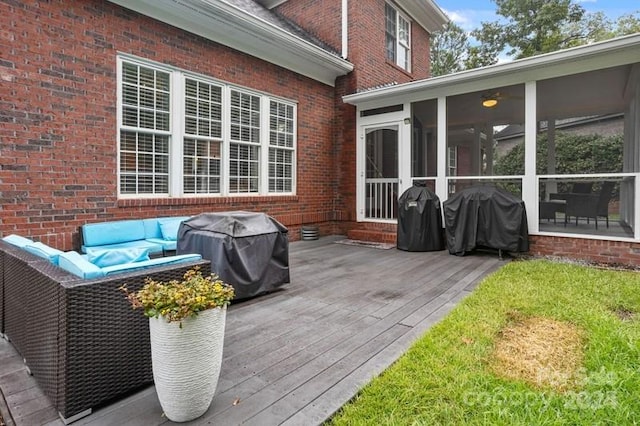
149 306 227 422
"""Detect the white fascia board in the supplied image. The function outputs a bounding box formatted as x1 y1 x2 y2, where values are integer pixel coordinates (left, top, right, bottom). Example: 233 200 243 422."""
344 33 640 107
396 0 449 34
107 0 353 86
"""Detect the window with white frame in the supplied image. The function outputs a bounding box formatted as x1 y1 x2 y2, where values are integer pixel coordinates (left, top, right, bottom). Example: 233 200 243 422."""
117 56 296 197
448 146 457 176
269 101 295 192
183 78 223 194
385 3 411 71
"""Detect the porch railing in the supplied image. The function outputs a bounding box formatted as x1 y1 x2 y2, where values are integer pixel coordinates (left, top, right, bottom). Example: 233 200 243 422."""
365 178 398 220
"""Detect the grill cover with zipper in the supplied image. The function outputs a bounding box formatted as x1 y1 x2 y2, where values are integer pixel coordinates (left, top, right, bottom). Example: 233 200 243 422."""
177 211 289 299
397 183 444 251
443 185 529 256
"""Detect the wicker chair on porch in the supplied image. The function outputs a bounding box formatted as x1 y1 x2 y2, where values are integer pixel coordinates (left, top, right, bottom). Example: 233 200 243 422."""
564 181 616 229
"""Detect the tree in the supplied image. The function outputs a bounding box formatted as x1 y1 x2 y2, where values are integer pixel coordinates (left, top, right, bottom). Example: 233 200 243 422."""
563 10 640 46
472 0 586 61
430 22 470 76
493 132 623 176
614 11 640 36
430 1 640 74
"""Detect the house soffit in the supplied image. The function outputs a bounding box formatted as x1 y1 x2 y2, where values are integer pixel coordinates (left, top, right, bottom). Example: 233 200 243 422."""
395 0 449 34
107 0 353 87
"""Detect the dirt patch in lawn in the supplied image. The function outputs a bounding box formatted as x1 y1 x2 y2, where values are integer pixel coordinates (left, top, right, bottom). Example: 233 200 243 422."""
611 306 636 322
489 313 584 392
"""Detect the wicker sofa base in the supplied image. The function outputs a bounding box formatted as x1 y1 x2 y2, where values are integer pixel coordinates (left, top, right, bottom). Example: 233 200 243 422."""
0 241 210 422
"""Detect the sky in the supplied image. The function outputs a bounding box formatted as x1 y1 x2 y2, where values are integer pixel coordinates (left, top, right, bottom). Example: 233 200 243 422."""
435 0 640 32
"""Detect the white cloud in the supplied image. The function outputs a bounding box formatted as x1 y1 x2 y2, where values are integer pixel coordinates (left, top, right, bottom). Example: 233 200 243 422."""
441 8 500 32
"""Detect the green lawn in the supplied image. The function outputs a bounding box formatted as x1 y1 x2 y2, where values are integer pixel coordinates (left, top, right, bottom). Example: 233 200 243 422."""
329 260 640 425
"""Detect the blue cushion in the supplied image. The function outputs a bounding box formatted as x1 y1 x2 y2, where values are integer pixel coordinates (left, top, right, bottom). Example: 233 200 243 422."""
2 234 34 248
58 251 105 279
145 238 177 251
101 254 203 276
81 240 164 255
82 220 146 247
142 218 163 239
87 247 151 268
23 242 64 265
158 219 183 241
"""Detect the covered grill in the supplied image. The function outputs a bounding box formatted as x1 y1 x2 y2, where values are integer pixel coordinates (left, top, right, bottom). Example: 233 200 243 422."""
177 211 289 299
396 183 444 252
443 185 529 256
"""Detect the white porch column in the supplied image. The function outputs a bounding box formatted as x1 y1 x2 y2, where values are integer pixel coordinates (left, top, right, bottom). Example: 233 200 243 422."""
523 81 538 232
436 96 448 202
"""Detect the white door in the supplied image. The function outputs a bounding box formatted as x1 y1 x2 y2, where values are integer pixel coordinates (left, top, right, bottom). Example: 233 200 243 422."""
363 125 399 220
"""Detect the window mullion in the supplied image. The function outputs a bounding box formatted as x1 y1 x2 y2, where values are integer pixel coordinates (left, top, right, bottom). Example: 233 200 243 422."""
222 86 231 196
171 71 184 197
292 104 298 194
260 96 269 195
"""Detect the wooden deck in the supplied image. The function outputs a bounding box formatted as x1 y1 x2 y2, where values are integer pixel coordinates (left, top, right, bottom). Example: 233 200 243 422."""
0 236 504 426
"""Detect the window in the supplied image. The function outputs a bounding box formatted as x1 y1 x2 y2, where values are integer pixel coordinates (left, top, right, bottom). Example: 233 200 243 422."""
229 90 261 193
269 101 295 192
448 146 457 176
183 78 222 194
117 56 296 197
385 3 411 71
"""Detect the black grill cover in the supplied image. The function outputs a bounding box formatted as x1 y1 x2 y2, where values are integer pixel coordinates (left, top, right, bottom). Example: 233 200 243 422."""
397 184 444 251
177 211 289 300
443 185 529 256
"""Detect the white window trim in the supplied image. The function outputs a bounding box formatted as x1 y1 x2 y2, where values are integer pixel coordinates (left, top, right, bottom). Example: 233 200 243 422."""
385 2 412 72
116 54 297 199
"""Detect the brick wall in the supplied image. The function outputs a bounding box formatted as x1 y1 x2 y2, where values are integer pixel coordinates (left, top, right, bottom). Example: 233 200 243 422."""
529 235 640 267
275 0 343 53
347 0 431 90
0 0 338 250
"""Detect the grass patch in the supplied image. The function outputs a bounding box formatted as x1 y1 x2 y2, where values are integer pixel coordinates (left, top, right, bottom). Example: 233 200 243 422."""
329 260 640 425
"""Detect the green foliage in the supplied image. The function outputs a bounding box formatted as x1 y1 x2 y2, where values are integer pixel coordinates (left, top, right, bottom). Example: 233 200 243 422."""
432 0 640 73
330 260 640 425
493 131 623 176
488 0 586 58
430 21 470 77
120 267 235 323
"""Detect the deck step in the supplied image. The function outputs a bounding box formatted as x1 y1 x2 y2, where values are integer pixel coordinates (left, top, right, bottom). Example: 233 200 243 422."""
347 229 397 244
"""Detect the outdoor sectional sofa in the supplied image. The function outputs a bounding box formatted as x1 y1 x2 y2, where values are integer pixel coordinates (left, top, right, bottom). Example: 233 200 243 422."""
0 238 210 423
80 216 191 256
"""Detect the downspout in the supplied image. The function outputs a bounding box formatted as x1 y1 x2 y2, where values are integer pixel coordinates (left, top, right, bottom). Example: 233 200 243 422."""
342 0 348 59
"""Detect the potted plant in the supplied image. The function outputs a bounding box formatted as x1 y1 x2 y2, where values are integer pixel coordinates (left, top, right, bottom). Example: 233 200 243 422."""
121 267 235 422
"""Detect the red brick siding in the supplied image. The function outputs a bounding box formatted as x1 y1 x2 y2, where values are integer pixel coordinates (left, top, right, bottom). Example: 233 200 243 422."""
529 235 640 267
0 0 337 250
348 0 431 90
275 0 343 53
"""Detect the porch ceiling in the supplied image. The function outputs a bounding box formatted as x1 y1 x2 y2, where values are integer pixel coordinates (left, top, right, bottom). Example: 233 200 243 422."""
441 65 632 127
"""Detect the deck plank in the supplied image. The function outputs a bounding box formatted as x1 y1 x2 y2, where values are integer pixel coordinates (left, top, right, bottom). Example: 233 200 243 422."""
0 236 504 426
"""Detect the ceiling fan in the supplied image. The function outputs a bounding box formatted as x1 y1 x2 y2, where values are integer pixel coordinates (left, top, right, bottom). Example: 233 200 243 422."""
481 91 523 108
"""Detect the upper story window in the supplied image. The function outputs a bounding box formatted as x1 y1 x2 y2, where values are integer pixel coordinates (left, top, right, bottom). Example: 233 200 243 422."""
117 56 297 198
385 3 411 72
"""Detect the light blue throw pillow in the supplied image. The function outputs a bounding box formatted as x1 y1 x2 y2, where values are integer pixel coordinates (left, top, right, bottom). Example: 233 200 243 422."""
159 219 182 241
2 234 34 248
58 251 105 279
87 247 151 268
23 242 64 265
